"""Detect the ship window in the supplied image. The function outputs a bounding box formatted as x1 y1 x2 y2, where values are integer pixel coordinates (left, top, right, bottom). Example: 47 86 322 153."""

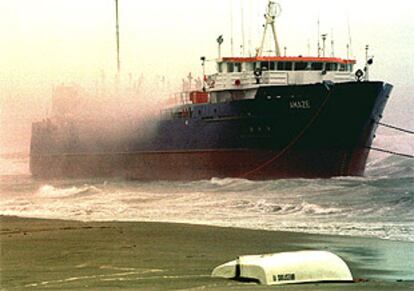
227 62 234 73
277 62 293 71
234 62 242 72
339 64 347 71
259 61 278 70
294 62 308 71
277 62 284 70
348 64 354 72
311 62 323 71
326 63 338 71
260 61 269 70
218 63 223 73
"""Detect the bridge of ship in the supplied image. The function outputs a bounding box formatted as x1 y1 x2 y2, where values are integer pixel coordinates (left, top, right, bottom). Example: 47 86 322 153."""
209 56 357 91
161 56 357 114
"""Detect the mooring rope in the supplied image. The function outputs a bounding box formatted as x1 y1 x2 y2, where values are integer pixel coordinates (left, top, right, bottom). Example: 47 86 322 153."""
371 121 414 158
239 88 414 178
376 121 414 135
365 146 414 159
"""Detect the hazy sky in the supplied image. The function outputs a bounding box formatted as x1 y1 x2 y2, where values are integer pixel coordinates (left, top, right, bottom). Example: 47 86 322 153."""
1 0 413 152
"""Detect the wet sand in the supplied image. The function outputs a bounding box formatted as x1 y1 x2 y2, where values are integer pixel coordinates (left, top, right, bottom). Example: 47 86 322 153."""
1 215 413 290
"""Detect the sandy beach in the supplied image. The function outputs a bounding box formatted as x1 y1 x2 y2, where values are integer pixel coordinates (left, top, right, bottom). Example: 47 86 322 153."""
1 215 413 290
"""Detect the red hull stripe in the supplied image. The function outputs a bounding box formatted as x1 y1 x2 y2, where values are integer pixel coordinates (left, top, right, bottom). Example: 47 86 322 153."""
30 148 368 180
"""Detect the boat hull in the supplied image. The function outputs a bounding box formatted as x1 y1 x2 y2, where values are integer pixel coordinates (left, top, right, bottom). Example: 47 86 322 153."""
30 148 369 180
30 81 392 180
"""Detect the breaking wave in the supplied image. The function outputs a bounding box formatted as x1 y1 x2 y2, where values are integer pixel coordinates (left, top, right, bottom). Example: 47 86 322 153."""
37 184 102 198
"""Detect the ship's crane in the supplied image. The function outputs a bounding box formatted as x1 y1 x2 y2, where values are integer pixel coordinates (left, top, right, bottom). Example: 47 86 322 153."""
257 1 281 57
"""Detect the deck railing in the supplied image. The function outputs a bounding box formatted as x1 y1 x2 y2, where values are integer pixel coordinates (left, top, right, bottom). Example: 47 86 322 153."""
213 71 289 89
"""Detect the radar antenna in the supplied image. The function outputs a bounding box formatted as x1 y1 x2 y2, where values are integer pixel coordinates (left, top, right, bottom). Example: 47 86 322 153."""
257 1 281 57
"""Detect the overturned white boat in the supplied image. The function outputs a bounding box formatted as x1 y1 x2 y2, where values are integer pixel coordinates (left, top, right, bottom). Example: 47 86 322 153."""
212 250 353 285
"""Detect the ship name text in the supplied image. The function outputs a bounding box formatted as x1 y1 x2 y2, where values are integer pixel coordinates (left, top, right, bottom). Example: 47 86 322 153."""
289 100 311 109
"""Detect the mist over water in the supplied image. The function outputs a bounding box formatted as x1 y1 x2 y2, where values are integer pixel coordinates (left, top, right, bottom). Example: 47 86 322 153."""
0 75 175 154
1 133 413 242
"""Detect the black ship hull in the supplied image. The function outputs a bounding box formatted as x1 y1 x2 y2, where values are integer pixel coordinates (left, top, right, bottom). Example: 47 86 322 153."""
30 81 392 180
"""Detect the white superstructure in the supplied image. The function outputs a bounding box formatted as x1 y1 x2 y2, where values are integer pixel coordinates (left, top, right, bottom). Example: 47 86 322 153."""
205 0 357 93
207 56 356 92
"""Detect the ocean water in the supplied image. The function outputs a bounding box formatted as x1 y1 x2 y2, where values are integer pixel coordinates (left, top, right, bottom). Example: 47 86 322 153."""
1 133 413 242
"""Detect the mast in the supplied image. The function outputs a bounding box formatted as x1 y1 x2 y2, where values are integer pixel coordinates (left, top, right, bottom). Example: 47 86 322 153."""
321 33 327 57
317 18 320 57
347 14 353 59
365 45 370 81
230 0 234 55
241 3 246 56
248 0 253 56
257 1 281 57
115 0 121 74
217 35 224 59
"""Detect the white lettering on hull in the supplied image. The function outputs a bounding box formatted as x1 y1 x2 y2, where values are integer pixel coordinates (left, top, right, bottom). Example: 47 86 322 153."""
289 100 311 109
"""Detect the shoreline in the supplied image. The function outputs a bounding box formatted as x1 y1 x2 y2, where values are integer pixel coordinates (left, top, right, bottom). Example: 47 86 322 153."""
2 214 412 244
1 215 414 289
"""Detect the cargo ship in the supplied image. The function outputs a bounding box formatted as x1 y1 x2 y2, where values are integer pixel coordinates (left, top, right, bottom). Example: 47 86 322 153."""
30 1 392 180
